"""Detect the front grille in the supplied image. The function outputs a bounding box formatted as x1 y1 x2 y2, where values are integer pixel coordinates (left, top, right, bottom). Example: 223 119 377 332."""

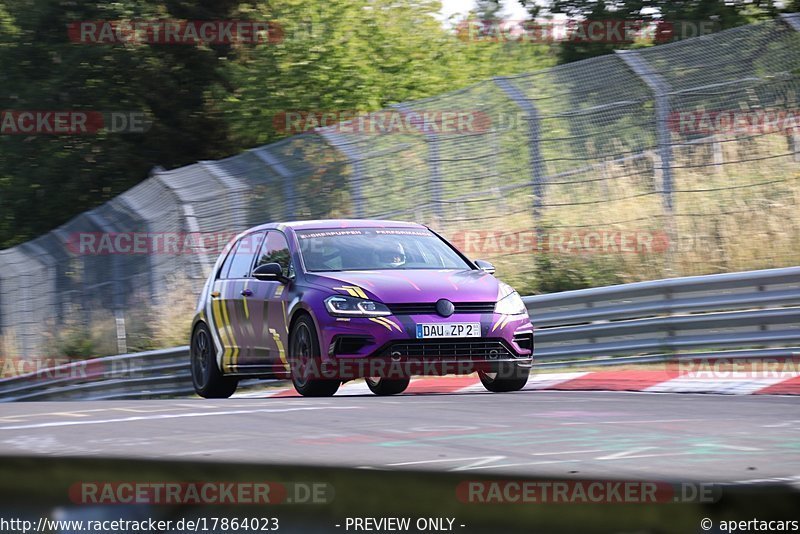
382 339 514 360
387 302 495 315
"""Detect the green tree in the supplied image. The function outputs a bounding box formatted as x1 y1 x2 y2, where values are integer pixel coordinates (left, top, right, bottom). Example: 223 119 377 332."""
516 0 785 63
0 0 239 247
218 0 555 147
0 0 555 247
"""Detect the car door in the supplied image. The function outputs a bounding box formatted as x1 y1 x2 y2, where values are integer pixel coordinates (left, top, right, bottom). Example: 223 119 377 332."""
210 231 264 373
247 230 293 374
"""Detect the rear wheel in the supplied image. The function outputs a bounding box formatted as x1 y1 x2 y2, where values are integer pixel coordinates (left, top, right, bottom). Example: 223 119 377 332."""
478 363 529 393
366 376 410 396
290 315 340 397
191 323 238 398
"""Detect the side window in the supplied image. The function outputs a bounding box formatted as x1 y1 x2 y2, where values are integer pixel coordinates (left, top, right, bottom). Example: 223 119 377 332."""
222 232 265 279
218 242 238 280
256 231 292 277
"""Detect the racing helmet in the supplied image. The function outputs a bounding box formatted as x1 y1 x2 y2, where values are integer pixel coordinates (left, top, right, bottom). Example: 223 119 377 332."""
377 242 406 267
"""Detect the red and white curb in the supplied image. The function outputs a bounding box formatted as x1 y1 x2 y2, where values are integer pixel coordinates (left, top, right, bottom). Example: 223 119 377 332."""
234 370 800 398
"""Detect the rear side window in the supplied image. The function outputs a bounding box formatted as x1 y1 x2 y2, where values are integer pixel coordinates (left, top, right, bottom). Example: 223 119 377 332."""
219 232 265 279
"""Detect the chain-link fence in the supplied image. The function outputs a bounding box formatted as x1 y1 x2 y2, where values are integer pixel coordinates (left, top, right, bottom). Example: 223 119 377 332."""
1 17 799 359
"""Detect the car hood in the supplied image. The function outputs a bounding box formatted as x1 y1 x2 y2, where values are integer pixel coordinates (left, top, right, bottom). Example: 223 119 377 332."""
305 269 502 304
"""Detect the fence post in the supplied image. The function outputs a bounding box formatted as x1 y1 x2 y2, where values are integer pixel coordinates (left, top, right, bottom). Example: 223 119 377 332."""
781 13 800 162
85 210 128 354
202 161 251 228
493 76 546 229
248 149 298 220
318 130 366 218
712 138 725 175
780 12 800 32
153 172 214 280
114 196 156 303
616 50 677 270
392 104 444 221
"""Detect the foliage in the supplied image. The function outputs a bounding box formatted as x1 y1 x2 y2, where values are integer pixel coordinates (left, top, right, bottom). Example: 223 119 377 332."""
0 0 555 247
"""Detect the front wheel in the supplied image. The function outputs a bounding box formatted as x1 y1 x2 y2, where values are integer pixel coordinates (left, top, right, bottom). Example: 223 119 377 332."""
191 323 238 398
366 376 410 396
478 363 529 393
289 315 340 397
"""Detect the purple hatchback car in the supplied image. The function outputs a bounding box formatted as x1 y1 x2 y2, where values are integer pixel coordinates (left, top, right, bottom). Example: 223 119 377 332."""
190 220 533 398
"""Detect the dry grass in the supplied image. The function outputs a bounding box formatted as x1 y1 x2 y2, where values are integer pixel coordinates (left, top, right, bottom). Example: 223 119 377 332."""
438 132 800 293
148 273 197 348
36 273 198 360
9 136 798 360
0 328 20 378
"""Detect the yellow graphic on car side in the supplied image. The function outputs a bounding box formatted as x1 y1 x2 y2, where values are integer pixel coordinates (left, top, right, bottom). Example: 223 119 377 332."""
491 315 511 333
220 287 239 370
242 281 250 320
270 328 289 370
333 285 368 299
211 285 235 372
369 317 402 332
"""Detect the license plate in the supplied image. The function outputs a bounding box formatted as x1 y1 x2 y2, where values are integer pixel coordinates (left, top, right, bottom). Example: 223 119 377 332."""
415 323 481 338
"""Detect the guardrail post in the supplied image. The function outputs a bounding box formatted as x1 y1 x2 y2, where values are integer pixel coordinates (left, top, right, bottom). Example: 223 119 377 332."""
493 76 546 231
115 309 127 354
317 130 366 218
616 50 676 271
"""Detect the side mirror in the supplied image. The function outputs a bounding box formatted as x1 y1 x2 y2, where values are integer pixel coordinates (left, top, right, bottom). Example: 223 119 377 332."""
253 262 288 283
475 259 496 275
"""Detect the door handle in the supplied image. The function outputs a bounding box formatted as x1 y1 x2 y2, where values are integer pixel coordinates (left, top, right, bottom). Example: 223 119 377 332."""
241 289 253 297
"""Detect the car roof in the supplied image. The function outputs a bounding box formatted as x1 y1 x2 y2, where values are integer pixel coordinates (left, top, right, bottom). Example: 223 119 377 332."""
251 219 427 232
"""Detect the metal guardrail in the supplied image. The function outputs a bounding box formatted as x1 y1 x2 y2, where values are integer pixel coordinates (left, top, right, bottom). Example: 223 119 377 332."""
0 266 798 401
0 347 192 402
525 266 800 361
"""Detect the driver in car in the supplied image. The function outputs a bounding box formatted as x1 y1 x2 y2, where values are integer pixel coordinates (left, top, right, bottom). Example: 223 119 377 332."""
377 242 406 268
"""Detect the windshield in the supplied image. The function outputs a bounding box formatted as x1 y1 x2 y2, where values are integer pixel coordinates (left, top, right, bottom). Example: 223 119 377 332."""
296 228 471 271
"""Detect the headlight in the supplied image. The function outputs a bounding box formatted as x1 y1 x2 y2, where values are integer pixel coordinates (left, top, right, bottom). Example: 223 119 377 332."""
494 290 526 315
325 295 391 317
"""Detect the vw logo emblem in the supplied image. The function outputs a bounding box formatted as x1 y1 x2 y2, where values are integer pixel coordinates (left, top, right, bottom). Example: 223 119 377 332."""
436 298 455 317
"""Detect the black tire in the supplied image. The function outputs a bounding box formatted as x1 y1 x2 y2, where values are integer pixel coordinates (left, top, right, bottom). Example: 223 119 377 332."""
365 376 410 396
478 362 529 393
289 315 340 397
191 322 238 398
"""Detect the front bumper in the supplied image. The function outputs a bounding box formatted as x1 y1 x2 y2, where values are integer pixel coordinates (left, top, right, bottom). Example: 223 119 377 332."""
317 312 533 378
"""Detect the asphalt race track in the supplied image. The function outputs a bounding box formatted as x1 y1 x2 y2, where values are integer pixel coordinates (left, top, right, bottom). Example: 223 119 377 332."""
0 390 798 483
